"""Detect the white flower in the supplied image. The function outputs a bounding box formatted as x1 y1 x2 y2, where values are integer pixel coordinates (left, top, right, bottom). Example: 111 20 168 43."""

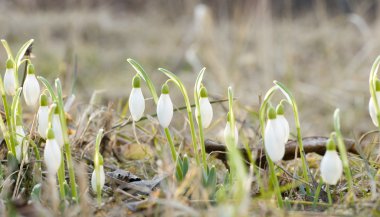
157 84 173 128
264 107 286 162
196 87 213 128
37 94 49 139
44 128 62 174
276 104 289 143
320 150 343 185
23 64 40 107
369 91 380 126
224 115 238 146
4 60 17 96
15 124 27 162
91 165 105 193
53 113 64 147
4 58 16 96
129 76 145 122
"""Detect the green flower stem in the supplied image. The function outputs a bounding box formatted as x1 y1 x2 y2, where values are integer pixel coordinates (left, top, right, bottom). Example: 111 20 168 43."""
55 79 78 201
10 88 23 157
48 104 66 200
0 75 13 154
159 68 200 166
194 68 208 171
164 128 177 163
274 81 311 193
95 129 104 204
259 85 283 208
226 87 249 206
333 109 353 193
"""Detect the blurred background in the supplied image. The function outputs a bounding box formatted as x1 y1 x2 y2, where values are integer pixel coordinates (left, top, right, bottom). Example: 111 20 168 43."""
0 0 380 138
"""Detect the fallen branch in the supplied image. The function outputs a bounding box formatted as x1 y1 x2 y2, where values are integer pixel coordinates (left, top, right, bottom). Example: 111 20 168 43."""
205 136 358 168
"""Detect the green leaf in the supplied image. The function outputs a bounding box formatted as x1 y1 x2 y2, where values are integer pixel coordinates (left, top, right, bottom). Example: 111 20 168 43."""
31 183 42 202
37 76 57 101
206 166 217 189
182 155 189 178
127 58 158 103
1 39 14 60
15 39 34 68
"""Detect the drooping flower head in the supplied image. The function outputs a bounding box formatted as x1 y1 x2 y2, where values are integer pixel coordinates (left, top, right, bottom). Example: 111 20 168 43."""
52 106 64 147
320 136 343 185
23 64 40 107
38 94 49 139
196 86 213 128
276 103 289 143
128 75 145 122
44 127 62 175
91 155 105 193
157 83 173 128
4 58 17 96
369 79 380 126
224 112 238 146
264 106 285 162
15 115 27 162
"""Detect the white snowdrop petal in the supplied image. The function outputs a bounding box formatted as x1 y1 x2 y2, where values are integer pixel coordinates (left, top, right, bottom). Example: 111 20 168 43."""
38 106 49 139
4 69 16 96
369 91 380 127
264 120 285 162
157 94 173 128
198 97 213 128
129 88 145 121
53 115 64 147
91 166 105 193
320 150 343 185
16 125 26 145
23 74 41 107
224 122 238 145
44 139 62 174
277 115 290 143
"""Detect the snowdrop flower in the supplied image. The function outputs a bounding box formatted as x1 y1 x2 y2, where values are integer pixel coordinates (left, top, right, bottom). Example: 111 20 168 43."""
320 137 343 185
157 84 173 128
276 104 289 143
37 94 49 139
44 128 62 174
3 58 17 96
224 113 238 145
128 75 145 121
369 80 380 126
52 107 64 147
196 87 213 128
264 107 285 162
15 116 27 162
23 64 40 107
91 163 105 193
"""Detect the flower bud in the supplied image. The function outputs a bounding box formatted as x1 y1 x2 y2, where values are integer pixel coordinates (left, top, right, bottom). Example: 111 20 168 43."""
53 107 64 147
23 64 40 107
157 84 173 128
37 94 49 139
15 117 27 162
91 165 105 193
44 128 62 174
276 104 289 143
4 58 16 96
320 138 342 185
128 75 145 121
369 80 380 126
264 107 285 162
224 113 238 145
196 87 213 128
